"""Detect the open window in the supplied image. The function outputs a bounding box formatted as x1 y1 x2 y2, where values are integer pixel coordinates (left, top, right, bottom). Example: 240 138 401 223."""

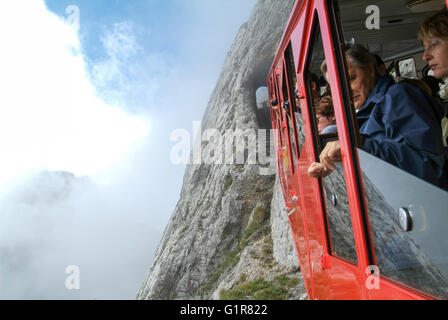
305 11 358 264
283 43 301 169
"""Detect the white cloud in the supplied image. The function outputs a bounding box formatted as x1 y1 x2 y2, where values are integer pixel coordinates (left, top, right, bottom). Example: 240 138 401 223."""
0 1 150 189
0 1 154 299
0 0 258 299
91 22 139 90
102 22 139 61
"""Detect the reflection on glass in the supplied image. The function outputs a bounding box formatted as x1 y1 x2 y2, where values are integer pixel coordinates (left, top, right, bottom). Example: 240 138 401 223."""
358 148 448 299
322 162 357 263
295 110 305 151
398 58 417 79
288 114 298 167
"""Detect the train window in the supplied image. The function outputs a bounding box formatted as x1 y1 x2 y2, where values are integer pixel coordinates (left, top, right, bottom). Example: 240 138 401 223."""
284 43 301 168
288 43 306 154
398 57 418 79
281 65 298 173
273 74 283 138
336 0 448 298
305 13 358 264
274 73 291 192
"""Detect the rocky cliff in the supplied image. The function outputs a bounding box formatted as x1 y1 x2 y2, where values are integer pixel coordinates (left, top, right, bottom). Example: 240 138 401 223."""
137 0 307 300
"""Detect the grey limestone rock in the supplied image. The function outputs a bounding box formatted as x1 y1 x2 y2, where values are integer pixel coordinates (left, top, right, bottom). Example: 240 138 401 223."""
137 0 300 300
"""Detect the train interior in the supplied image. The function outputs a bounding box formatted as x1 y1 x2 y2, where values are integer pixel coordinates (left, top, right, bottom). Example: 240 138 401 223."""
308 0 447 90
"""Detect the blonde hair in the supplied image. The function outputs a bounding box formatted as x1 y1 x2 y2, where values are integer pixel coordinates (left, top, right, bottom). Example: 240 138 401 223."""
418 10 448 43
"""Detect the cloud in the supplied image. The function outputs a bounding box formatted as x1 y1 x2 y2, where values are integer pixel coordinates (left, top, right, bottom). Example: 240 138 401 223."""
91 22 139 97
0 1 153 299
0 0 258 299
0 1 150 189
0 171 160 299
101 22 139 61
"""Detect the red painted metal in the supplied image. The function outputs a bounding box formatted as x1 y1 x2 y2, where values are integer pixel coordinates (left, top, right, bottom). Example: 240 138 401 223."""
267 0 441 300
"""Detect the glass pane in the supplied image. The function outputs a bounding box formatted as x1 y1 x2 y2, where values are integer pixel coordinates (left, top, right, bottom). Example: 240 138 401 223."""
281 71 298 171
294 111 305 151
285 43 300 166
322 162 358 262
398 58 417 79
287 113 298 166
358 148 448 299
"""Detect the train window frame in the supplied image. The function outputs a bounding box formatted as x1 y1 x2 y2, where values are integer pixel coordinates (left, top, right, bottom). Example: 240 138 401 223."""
280 64 297 175
273 67 294 179
274 71 292 192
283 42 301 168
274 74 283 145
323 0 377 268
304 8 359 264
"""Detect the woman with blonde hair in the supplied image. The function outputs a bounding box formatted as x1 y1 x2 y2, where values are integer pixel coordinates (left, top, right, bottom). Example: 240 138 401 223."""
419 10 448 79
419 10 448 146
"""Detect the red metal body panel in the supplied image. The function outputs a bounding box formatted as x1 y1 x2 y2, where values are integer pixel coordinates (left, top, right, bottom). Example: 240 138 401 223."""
267 0 445 300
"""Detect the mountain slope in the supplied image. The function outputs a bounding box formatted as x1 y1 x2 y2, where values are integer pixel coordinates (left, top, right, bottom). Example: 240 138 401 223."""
137 0 306 300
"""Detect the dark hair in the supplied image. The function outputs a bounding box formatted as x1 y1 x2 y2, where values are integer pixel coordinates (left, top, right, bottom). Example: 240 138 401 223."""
310 72 319 85
400 78 432 97
422 76 443 98
373 54 385 68
315 95 334 118
345 44 382 78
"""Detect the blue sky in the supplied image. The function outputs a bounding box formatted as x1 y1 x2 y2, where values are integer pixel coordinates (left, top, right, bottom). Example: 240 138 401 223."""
0 0 257 299
45 0 258 113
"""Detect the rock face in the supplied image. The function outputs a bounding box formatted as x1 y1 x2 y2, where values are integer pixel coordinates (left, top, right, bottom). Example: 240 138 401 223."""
270 175 299 270
137 0 304 300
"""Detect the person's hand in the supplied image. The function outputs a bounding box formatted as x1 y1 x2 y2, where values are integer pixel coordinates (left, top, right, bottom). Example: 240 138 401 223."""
307 140 342 178
308 162 332 178
319 140 341 171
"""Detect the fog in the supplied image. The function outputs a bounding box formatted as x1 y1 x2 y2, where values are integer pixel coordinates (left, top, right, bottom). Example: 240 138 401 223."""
0 0 256 299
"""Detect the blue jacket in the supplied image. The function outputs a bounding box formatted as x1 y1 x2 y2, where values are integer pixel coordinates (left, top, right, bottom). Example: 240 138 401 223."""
357 75 446 189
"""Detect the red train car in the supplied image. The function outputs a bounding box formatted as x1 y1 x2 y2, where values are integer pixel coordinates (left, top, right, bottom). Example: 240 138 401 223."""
268 0 448 299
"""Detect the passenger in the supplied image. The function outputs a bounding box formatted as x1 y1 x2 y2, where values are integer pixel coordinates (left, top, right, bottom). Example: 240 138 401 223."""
321 60 329 82
421 76 448 147
315 95 337 134
308 44 446 189
319 61 333 96
422 76 443 104
310 72 321 105
419 10 448 148
373 54 387 77
400 78 433 97
419 10 448 80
